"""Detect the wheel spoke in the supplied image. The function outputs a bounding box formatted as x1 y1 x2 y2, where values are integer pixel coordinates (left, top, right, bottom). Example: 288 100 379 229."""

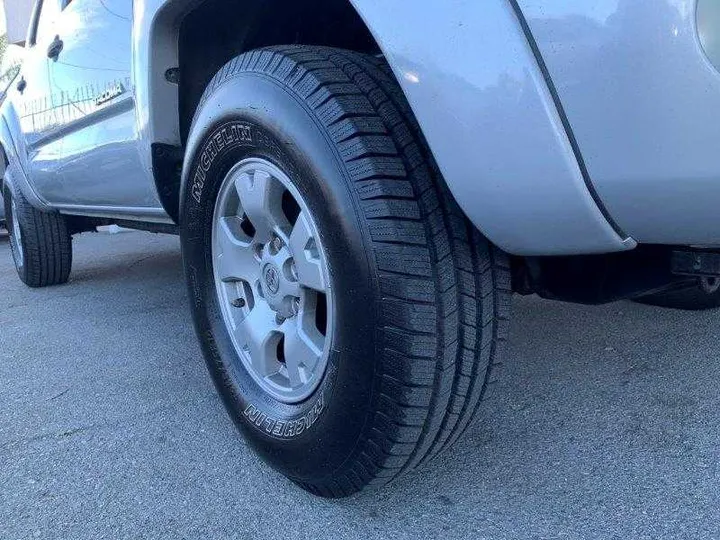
236 303 280 377
212 158 332 403
289 212 326 292
215 216 258 282
235 169 283 243
282 317 323 385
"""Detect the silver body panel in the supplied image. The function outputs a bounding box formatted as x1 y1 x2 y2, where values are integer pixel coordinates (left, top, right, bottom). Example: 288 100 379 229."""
519 0 720 246
347 0 634 255
1 0 719 253
1 0 168 219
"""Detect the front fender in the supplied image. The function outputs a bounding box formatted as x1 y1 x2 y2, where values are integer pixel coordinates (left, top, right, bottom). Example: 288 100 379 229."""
0 108 52 211
349 0 634 255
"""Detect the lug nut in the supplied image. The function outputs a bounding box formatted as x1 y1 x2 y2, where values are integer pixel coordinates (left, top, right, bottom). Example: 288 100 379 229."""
275 314 286 325
231 298 246 308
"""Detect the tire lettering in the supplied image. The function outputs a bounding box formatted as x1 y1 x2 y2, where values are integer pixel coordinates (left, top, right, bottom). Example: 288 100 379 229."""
190 123 254 203
242 392 325 439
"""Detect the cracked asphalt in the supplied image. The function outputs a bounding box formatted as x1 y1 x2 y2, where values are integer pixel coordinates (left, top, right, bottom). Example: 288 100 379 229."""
2 230 720 539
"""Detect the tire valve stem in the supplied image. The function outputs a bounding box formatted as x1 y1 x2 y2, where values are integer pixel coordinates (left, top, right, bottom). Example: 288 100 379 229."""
232 298 246 308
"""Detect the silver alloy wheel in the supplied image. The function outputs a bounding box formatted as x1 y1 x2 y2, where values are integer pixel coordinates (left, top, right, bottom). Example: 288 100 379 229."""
10 197 23 267
211 158 332 403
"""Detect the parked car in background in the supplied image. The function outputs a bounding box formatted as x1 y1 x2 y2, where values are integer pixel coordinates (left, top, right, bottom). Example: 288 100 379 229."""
2 0 720 496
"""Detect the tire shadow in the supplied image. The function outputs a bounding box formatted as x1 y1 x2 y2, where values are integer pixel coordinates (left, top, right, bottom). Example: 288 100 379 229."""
327 296 720 538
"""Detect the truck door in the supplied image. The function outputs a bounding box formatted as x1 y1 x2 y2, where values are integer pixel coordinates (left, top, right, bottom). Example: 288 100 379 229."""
35 0 165 212
10 0 62 185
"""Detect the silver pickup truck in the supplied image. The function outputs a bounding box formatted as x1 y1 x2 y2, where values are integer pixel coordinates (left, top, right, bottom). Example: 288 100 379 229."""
2 0 720 496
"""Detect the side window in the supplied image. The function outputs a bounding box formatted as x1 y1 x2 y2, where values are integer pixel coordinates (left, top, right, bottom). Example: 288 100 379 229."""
32 0 61 45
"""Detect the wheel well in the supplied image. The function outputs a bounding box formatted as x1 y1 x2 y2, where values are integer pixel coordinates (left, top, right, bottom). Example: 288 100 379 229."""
177 0 380 144
511 246 694 304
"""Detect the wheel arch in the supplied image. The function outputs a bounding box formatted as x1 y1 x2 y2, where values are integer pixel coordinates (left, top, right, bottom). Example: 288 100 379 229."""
0 115 14 196
175 0 380 145
138 0 633 255
0 112 51 212
136 0 383 224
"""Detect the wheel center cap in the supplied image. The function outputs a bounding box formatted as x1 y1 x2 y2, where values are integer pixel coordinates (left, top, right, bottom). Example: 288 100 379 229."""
263 264 281 295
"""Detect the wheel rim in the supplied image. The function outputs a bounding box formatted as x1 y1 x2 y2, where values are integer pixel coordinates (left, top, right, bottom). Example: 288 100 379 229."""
9 197 23 267
211 158 333 404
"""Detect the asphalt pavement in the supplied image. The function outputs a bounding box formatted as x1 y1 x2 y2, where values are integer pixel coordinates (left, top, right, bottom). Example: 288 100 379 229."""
1 230 720 540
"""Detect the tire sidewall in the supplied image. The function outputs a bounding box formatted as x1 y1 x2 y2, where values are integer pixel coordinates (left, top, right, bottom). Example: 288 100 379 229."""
181 74 379 481
3 183 26 280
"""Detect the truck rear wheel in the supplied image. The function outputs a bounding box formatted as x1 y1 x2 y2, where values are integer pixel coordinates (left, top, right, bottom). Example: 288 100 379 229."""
180 46 511 497
2 183 72 288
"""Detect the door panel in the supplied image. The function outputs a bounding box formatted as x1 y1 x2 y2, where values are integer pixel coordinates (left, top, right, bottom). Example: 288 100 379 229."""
13 0 61 180
32 0 163 208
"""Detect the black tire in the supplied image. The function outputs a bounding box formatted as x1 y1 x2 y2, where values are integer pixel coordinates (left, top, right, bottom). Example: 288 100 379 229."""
180 46 511 497
634 278 720 310
3 183 72 287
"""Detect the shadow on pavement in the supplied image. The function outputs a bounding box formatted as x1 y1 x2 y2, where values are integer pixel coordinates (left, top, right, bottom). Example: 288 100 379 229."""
2 230 719 539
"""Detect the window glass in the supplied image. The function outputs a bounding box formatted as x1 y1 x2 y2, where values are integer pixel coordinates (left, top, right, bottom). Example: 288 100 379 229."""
35 0 61 44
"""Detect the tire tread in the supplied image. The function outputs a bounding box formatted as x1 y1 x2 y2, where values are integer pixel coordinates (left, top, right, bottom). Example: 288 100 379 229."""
4 186 71 288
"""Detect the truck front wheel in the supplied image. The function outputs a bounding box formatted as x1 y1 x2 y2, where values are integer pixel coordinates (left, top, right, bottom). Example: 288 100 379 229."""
180 46 511 497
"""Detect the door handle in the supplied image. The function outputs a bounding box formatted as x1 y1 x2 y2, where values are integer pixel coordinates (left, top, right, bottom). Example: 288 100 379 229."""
47 35 64 60
16 77 26 94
